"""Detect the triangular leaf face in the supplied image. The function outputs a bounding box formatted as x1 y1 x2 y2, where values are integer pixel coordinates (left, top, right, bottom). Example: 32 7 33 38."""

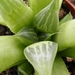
24 41 58 75
34 0 60 34
52 55 70 75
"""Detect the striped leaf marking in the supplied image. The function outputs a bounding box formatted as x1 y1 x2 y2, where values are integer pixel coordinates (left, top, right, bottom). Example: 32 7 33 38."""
24 41 58 75
34 0 59 33
0 0 25 23
0 0 33 33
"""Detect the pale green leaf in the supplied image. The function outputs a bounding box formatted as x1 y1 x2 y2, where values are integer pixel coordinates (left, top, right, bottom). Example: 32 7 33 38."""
54 20 75 51
24 41 58 75
52 55 70 75
34 0 60 33
0 36 25 72
0 0 33 33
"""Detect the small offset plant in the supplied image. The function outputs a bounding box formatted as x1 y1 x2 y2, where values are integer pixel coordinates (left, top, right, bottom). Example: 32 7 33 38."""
0 0 75 75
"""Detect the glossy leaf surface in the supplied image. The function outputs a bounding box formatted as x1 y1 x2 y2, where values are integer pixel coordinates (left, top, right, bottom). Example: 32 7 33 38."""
54 20 75 51
0 0 33 33
34 0 60 33
0 36 25 72
24 41 58 75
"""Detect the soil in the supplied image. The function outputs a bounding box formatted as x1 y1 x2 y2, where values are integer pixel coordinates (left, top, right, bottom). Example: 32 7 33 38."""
0 0 75 75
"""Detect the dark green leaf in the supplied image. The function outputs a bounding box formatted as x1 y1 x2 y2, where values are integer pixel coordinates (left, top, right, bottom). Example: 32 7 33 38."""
59 48 75 58
16 27 38 46
18 60 33 75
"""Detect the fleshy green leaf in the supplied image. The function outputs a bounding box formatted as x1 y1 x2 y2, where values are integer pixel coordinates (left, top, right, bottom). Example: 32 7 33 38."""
18 60 33 75
54 20 75 51
24 41 58 75
59 48 75 58
16 27 38 46
28 0 52 15
34 0 60 33
0 36 25 72
0 0 33 33
59 12 73 25
52 55 70 75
